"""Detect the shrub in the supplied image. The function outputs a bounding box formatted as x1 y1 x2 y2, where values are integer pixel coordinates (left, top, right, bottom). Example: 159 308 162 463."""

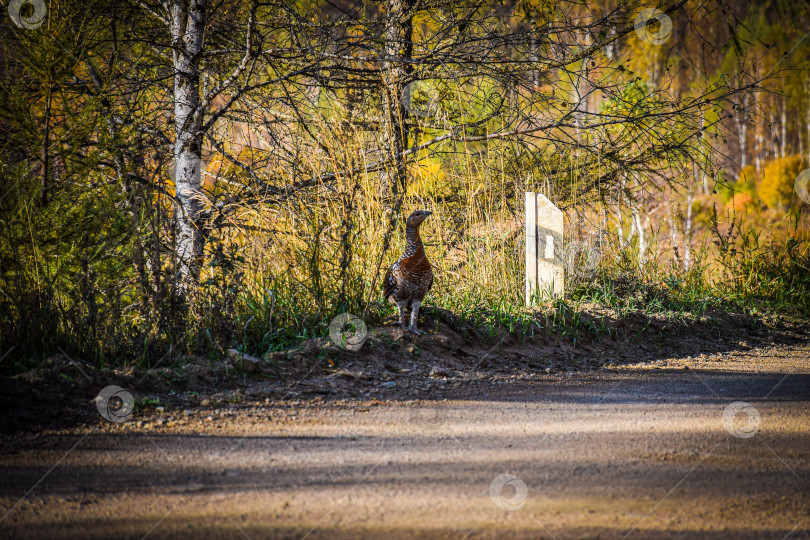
726 192 755 213
758 156 804 210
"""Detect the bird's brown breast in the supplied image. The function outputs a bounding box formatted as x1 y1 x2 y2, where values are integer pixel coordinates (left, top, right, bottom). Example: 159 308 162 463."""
393 252 432 302
400 251 430 273
383 220 433 304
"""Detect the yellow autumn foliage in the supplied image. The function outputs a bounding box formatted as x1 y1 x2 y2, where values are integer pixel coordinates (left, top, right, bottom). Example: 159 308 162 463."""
758 155 804 209
726 192 754 213
737 164 759 191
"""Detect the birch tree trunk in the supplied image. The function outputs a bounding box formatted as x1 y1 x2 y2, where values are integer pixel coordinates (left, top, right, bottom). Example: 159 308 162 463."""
780 94 787 158
754 63 764 172
683 190 693 270
755 114 764 172
697 115 709 193
613 180 625 248
734 92 749 170
171 0 207 284
769 99 780 158
667 200 681 266
631 205 645 263
529 34 539 88
804 74 810 160
623 186 636 249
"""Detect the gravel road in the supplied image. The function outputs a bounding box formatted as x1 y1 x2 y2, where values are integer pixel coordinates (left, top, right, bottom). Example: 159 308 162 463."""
1 343 808 539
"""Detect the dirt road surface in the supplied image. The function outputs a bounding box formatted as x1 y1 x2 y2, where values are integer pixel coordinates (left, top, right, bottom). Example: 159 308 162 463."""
1 343 808 539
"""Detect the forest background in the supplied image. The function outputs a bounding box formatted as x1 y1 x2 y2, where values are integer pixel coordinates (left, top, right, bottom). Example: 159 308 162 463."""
0 0 808 370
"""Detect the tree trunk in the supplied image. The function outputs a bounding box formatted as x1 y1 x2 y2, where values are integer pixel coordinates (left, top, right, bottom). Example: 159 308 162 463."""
41 83 51 206
697 115 709 193
780 94 787 158
769 99 780 159
631 205 645 264
667 200 681 267
171 0 207 284
683 190 693 270
755 113 764 172
613 180 625 248
804 74 810 161
380 0 415 206
734 92 749 170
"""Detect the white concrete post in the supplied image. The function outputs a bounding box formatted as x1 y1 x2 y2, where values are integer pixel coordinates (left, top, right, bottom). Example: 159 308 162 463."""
525 192 537 305
526 192 564 305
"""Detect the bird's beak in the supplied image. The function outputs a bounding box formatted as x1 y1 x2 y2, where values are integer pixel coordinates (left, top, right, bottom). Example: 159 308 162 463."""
425 211 433 216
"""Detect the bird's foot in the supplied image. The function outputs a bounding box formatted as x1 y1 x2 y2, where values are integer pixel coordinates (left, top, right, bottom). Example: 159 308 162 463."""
407 326 422 335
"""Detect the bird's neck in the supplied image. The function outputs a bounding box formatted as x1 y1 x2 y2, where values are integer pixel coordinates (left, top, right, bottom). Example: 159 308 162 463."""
404 223 424 258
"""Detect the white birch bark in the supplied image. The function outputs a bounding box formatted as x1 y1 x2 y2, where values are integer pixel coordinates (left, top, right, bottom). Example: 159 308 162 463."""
631 205 645 263
769 99 780 158
171 0 207 283
683 190 693 270
780 94 787 158
667 199 680 266
804 74 810 160
613 182 624 249
755 114 764 172
734 92 749 170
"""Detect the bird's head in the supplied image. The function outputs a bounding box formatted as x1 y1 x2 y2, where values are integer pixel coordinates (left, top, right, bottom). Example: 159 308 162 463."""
406 209 432 227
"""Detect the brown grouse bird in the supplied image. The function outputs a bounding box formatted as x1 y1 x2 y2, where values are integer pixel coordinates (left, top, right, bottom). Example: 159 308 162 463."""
383 209 434 334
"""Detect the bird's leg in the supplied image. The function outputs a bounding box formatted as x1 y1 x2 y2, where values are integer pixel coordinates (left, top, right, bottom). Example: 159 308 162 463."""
407 300 422 335
397 300 409 330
